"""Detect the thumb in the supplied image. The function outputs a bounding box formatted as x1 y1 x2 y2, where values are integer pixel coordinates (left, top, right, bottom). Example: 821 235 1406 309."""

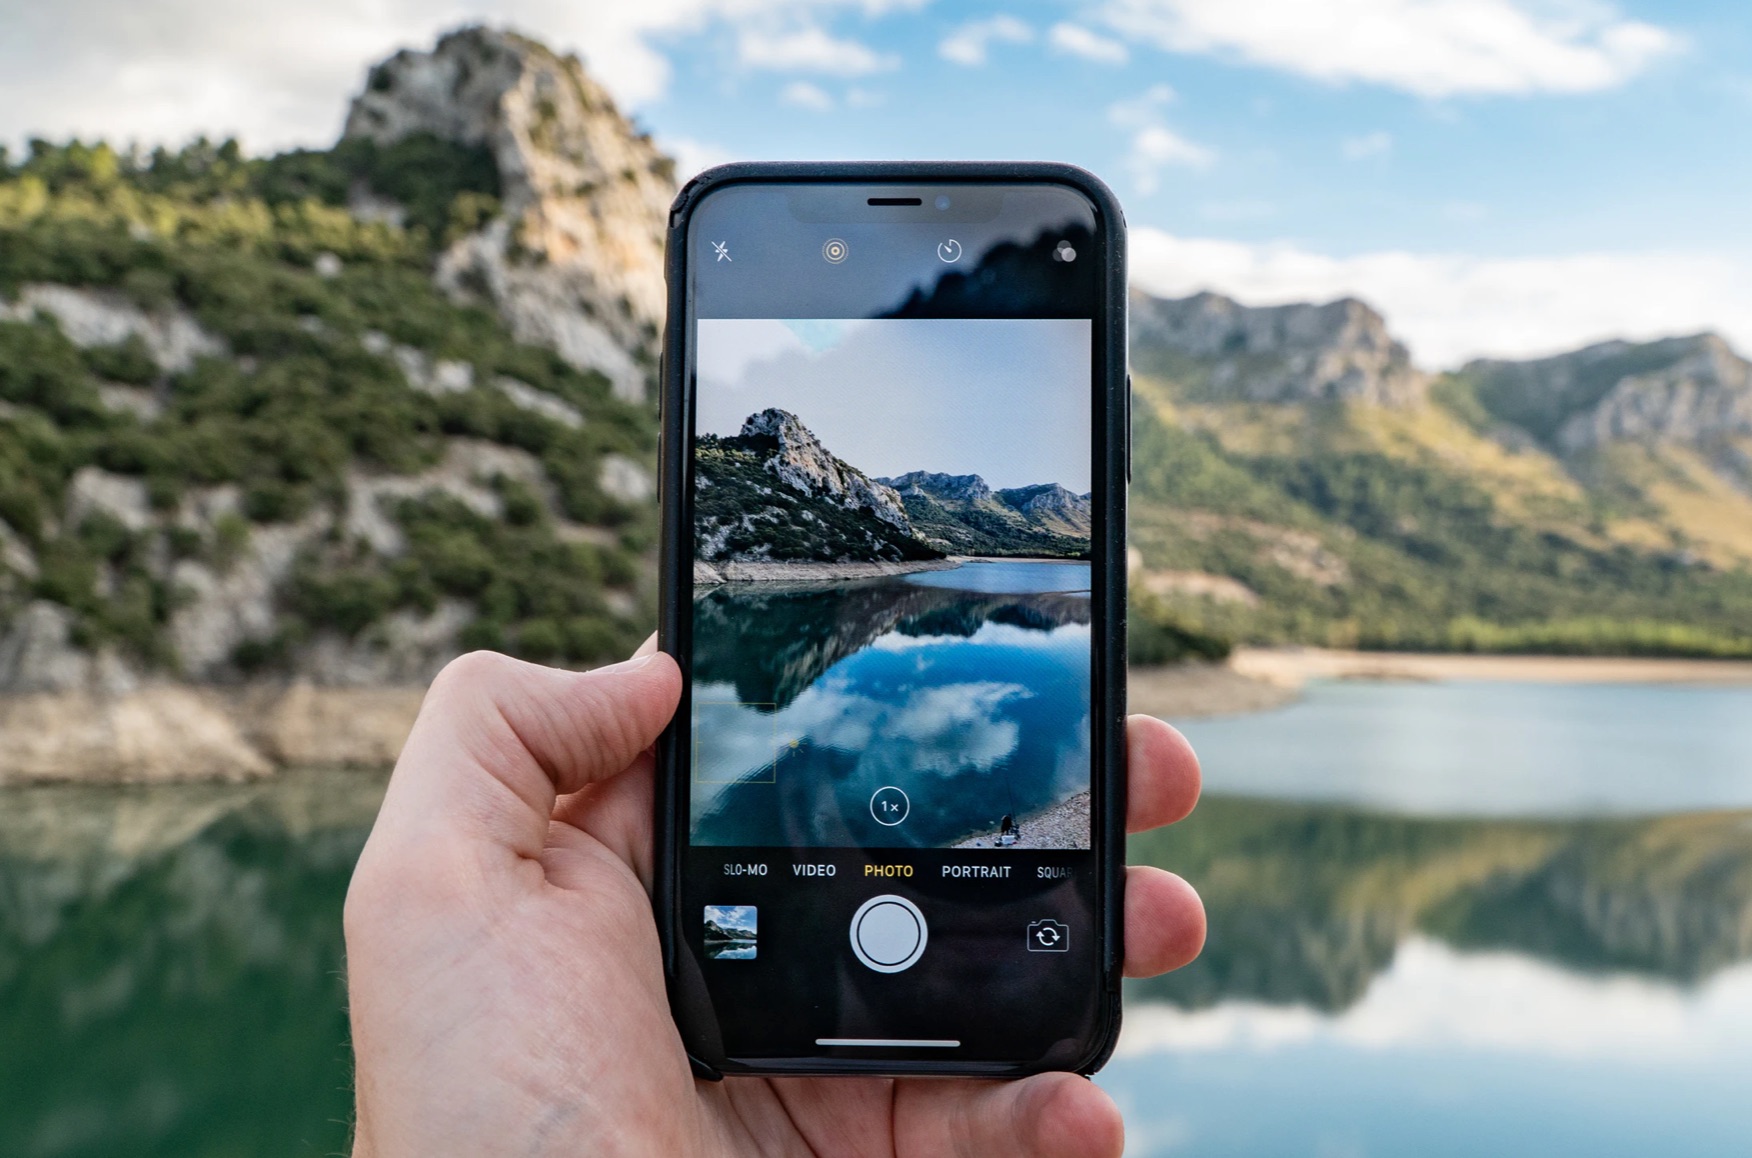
896 1072 1124 1158
378 650 681 862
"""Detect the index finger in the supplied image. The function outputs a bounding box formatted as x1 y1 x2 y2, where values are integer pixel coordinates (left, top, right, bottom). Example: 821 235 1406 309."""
1125 714 1201 833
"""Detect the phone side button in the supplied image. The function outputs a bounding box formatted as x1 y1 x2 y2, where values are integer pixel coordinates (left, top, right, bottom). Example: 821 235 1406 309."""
1125 374 1133 484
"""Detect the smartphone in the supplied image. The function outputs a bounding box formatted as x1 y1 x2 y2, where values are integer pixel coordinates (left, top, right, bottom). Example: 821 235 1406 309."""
655 162 1128 1078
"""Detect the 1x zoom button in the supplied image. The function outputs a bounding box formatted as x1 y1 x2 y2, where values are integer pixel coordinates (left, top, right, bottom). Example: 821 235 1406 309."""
870 786 909 826
851 894 927 973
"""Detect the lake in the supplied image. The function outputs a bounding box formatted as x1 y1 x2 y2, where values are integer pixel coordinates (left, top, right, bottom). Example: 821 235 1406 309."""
1101 679 1752 1157
5 678 1752 1155
689 560 1093 847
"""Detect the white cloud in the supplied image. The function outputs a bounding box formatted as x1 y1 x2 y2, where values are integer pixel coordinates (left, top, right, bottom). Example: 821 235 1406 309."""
1126 126 1217 190
1341 129 1393 159
1129 225 1752 367
689 675 1038 812
1117 938 1752 1063
1100 0 1682 98
780 79 837 110
938 15 1034 66
739 24 898 75
662 135 739 181
1048 22 1129 64
1108 85 1214 193
0 0 918 153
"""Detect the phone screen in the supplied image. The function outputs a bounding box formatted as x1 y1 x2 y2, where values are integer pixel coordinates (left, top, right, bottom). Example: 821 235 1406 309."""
671 180 1113 1069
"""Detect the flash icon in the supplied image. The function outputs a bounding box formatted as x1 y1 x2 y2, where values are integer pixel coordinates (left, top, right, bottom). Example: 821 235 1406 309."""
712 241 731 262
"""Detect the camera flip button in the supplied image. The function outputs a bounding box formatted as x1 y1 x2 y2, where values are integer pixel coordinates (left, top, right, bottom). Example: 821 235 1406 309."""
1027 918 1070 952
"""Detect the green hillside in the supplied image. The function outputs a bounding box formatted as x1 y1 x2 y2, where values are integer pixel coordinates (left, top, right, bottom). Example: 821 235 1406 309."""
1127 293 1752 657
0 137 656 676
6 24 1752 682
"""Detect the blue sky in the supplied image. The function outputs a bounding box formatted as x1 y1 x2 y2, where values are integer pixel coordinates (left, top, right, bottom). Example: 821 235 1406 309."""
3 0 1750 364
697 318 1092 490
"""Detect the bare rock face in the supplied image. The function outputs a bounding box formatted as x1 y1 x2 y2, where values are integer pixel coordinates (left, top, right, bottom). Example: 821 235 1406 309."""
345 26 675 402
885 472 994 505
741 408 912 530
0 603 103 694
1463 333 1752 458
1130 290 1429 408
999 483 1094 537
0 285 223 372
1557 336 1752 452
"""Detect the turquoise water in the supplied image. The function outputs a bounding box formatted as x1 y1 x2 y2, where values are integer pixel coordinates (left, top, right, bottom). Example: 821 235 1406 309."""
5 680 1751 1155
1174 679 1752 816
0 773 379 1158
901 559 1091 593
688 562 1093 847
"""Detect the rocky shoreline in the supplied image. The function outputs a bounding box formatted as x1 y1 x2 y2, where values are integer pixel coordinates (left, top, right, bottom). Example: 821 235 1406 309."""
953 791 1091 850
0 661 1287 784
693 558 961 584
10 647 1747 784
0 683 425 785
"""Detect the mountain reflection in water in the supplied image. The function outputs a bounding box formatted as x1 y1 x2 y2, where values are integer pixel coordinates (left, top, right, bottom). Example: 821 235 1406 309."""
689 565 1092 847
691 568 1090 711
1106 794 1752 1157
8 680 1752 1155
1128 795 1752 1012
0 772 382 1158
1103 678 1752 1158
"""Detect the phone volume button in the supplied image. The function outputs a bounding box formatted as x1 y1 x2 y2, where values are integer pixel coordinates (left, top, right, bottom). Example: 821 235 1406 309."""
1125 374 1133 484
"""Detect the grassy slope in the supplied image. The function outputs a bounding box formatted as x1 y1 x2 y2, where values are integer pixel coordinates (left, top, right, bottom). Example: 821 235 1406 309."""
1128 365 1752 656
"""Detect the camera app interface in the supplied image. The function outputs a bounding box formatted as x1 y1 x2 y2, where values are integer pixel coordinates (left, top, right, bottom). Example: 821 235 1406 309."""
678 184 1106 1066
690 317 1092 851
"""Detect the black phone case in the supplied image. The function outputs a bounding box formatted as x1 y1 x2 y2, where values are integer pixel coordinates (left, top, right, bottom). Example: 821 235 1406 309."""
654 160 1130 1079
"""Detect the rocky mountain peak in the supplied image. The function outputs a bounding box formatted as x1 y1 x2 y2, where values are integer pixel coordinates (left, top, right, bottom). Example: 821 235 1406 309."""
345 26 675 402
1130 289 1428 408
738 410 911 530
1463 332 1752 455
880 471 994 505
1001 482 1090 515
997 483 1094 537
1557 333 1752 452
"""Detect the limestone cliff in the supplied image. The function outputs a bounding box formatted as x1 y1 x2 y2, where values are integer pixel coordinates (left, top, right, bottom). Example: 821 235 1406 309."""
693 410 933 565
345 26 675 402
1130 289 1429 408
1463 333 1752 454
881 472 1093 555
741 409 912 530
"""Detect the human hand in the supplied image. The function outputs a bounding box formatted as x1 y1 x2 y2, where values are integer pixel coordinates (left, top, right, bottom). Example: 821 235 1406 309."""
345 645 1204 1157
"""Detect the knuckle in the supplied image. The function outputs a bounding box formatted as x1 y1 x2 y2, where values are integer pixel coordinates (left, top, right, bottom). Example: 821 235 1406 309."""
435 648 515 688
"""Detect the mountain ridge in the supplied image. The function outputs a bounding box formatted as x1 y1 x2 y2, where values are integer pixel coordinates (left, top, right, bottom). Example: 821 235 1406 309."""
1128 284 1752 652
3 19 1751 716
344 26 674 401
695 409 1090 565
